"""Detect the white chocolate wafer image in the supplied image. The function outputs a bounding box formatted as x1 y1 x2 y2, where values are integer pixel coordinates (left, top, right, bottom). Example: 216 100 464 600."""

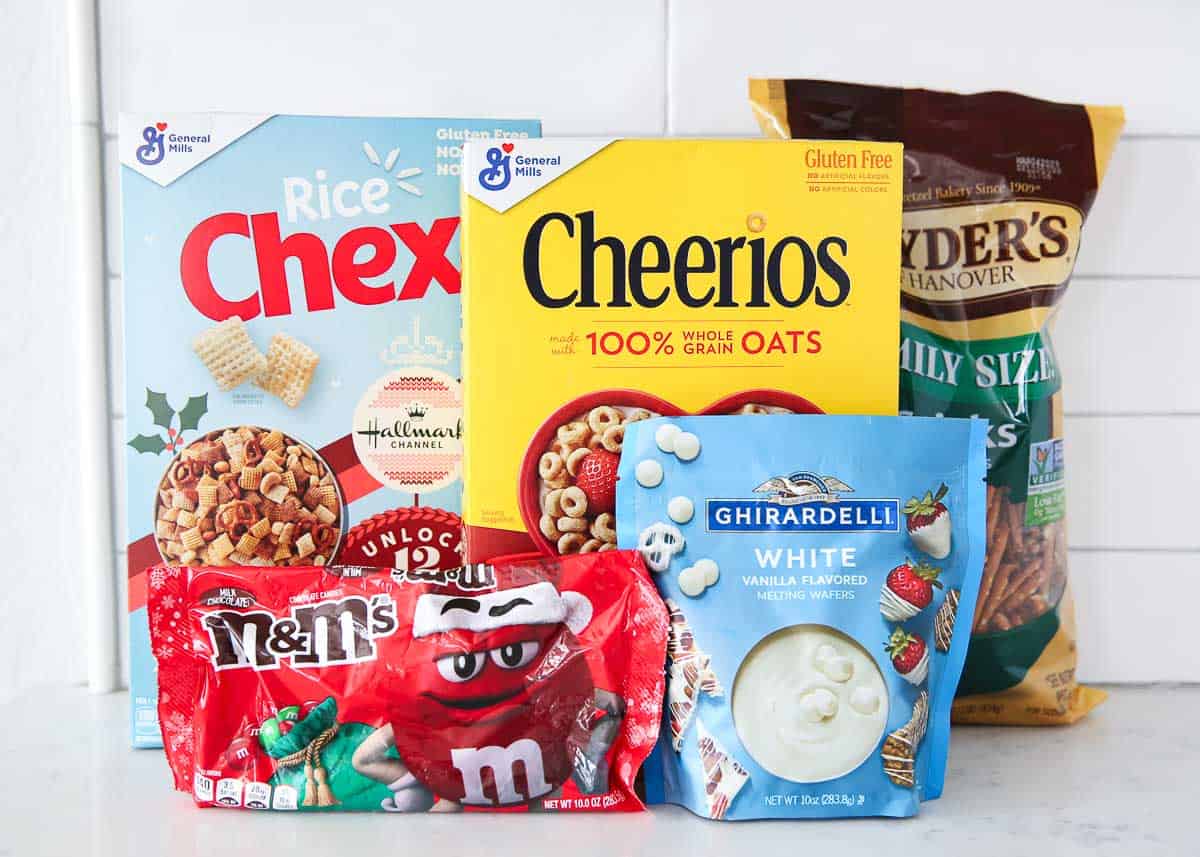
667 495 694 524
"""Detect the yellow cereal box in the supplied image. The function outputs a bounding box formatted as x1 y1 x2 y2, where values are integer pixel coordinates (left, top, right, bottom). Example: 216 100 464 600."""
461 139 902 559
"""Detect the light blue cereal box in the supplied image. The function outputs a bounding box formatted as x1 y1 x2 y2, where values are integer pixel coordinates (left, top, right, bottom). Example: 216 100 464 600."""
119 114 540 747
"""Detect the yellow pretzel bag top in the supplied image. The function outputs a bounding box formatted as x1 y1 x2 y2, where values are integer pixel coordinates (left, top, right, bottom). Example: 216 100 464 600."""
752 79 1124 724
460 139 903 561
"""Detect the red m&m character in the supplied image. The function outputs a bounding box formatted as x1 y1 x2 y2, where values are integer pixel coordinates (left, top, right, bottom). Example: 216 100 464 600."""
387 570 596 807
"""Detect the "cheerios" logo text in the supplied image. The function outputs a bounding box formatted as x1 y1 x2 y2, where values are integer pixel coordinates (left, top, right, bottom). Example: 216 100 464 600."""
522 211 852 310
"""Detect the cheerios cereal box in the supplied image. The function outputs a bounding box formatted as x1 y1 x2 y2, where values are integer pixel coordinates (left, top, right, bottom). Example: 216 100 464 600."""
460 139 902 561
120 114 540 747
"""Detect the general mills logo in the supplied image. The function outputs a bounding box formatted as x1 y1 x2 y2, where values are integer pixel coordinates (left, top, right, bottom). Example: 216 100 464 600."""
478 143 514 191
136 122 168 165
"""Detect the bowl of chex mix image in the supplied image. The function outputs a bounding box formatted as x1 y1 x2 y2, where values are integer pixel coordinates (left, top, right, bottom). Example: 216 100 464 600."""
152 426 344 567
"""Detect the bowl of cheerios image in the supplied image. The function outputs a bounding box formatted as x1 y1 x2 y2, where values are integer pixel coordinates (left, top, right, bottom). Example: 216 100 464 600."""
518 389 823 558
519 390 683 557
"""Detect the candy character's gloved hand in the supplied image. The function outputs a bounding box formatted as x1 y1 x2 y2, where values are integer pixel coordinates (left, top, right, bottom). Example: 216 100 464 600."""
571 689 627 795
380 773 436 813
352 724 436 812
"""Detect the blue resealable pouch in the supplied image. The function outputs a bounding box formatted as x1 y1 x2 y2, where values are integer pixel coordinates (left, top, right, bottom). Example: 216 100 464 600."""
617 414 987 819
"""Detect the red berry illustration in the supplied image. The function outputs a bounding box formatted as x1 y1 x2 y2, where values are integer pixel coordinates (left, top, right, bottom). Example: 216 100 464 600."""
574 450 620 514
880 558 942 621
885 628 929 686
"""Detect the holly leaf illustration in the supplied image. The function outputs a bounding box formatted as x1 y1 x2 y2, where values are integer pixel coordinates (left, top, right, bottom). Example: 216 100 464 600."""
177 394 209 433
129 433 167 455
145 389 175 430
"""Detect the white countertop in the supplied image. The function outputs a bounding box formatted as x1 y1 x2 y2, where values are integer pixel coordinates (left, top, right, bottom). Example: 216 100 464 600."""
1 685 1194 856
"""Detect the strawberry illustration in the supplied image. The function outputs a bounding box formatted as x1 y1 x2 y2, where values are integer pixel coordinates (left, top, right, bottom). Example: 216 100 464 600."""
879 559 942 621
885 628 929 686
904 483 951 559
575 450 620 514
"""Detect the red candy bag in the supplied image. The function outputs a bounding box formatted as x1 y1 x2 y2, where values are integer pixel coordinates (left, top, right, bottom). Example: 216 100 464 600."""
149 551 668 812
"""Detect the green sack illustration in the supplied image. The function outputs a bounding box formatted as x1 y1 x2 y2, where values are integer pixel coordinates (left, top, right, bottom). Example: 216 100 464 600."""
261 697 397 811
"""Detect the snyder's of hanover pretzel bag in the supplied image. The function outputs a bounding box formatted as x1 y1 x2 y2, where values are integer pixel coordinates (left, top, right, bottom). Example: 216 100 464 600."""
751 80 1123 724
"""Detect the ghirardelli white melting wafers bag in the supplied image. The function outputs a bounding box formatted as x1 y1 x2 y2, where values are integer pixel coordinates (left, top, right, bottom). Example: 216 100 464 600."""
618 414 987 818
120 115 539 746
751 81 1123 724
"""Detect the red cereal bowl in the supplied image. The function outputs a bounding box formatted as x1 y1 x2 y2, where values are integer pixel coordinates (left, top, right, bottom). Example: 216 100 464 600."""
703 388 825 416
518 388 825 557
518 390 685 557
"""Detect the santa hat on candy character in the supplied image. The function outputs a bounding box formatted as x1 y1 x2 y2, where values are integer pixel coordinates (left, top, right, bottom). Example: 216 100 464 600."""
411 563 594 639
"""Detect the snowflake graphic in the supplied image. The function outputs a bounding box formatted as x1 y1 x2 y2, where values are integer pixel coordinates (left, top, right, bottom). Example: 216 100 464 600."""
626 723 649 748
161 594 177 610
149 567 168 590
169 727 192 756
363 141 424 197
631 604 663 633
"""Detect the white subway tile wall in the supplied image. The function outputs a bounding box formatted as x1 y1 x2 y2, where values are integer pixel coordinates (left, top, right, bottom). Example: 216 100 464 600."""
1074 140 1200 277
90 0 1198 686
668 1 1200 137
1056 281 1200 413
102 137 121 277
116 1 668 135
1 2 90 699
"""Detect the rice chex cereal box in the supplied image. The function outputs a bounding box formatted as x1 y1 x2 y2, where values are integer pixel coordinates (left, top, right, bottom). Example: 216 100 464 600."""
120 114 540 747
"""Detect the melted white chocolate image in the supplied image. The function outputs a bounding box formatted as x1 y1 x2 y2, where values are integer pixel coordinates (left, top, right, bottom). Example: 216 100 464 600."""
732 625 888 783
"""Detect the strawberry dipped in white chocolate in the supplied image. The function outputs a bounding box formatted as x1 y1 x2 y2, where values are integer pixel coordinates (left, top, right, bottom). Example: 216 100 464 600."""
904 483 952 559
885 628 929 687
879 559 942 622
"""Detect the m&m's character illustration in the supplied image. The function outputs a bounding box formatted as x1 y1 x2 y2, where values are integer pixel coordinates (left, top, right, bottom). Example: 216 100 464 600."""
353 563 625 810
